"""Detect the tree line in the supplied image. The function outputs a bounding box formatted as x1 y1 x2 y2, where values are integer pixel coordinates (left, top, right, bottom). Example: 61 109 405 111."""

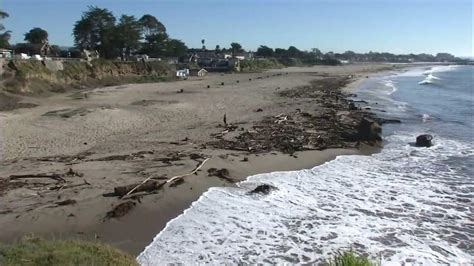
73 6 187 59
255 45 460 63
0 6 189 59
0 10 10 48
0 7 462 63
255 45 340 65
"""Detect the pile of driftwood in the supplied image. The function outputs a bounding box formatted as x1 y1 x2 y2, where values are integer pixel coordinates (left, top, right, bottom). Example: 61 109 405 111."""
34 151 94 163
0 169 89 209
110 158 210 199
0 168 89 195
208 77 362 154
208 110 342 155
208 77 384 155
104 158 210 219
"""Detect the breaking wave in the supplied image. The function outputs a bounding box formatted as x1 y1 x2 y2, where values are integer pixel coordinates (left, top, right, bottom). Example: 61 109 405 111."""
138 133 473 265
419 74 441 85
382 80 398 94
424 65 461 75
397 65 459 79
422 113 432 123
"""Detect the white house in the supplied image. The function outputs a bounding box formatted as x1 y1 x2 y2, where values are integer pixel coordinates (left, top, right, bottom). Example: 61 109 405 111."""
32 54 43 60
15 53 31 60
176 68 189 77
190 68 208 77
0 48 12 58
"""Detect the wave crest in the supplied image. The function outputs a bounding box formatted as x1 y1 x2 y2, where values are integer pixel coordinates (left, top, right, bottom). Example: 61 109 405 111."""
419 74 441 85
138 133 473 265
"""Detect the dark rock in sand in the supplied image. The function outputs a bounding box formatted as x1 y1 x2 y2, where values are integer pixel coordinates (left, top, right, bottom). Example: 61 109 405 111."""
189 153 202 160
416 134 433 147
376 118 401 125
169 178 185 187
56 199 77 206
113 180 161 197
249 184 277 195
348 102 357 110
106 201 136 219
351 100 368 104
43 108 91 118
356 118 382 141
208 168 233 182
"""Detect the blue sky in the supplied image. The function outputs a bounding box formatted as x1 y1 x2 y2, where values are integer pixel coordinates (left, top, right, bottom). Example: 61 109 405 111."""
2 0 473 56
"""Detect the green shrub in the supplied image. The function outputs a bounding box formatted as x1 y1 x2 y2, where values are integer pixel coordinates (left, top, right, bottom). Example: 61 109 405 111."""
328 251 378 266
240 58 283 72
0 237 138 266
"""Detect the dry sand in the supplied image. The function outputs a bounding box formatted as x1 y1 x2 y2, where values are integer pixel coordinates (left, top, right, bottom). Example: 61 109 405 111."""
0 63 398 255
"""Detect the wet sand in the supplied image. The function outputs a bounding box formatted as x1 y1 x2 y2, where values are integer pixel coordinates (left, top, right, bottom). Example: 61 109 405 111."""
0 63 397 255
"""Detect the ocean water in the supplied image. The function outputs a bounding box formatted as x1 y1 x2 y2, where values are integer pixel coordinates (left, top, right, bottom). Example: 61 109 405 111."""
138 65 473 265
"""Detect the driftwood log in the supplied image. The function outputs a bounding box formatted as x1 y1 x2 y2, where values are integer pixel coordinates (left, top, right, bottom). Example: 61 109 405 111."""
9 174 66 183
49 179 91 191
116 158 210 198
114 180 165 197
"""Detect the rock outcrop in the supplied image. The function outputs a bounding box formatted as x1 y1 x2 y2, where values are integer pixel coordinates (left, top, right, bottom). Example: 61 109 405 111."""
355 118 382 141
416 134 433 147
248 184 277 195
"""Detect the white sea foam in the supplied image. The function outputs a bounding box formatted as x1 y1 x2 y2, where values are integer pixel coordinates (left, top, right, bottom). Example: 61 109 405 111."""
394 65 460 79
422 113 432 122
423 65 461 75
381 80 398 94
363 79 407 113
419 74 441 85
417 65 460 85
138 132 473 265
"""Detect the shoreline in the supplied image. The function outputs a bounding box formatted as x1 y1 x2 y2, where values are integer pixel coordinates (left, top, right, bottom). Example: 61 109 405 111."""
0 63 405 255
95 147 378 255
138 65 474 265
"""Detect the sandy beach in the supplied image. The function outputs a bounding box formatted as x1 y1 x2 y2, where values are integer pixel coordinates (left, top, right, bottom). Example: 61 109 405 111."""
0 63 398 255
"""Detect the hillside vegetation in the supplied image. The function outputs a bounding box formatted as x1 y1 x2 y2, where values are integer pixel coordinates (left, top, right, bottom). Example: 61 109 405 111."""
239 58 284 72
1 59 174 94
